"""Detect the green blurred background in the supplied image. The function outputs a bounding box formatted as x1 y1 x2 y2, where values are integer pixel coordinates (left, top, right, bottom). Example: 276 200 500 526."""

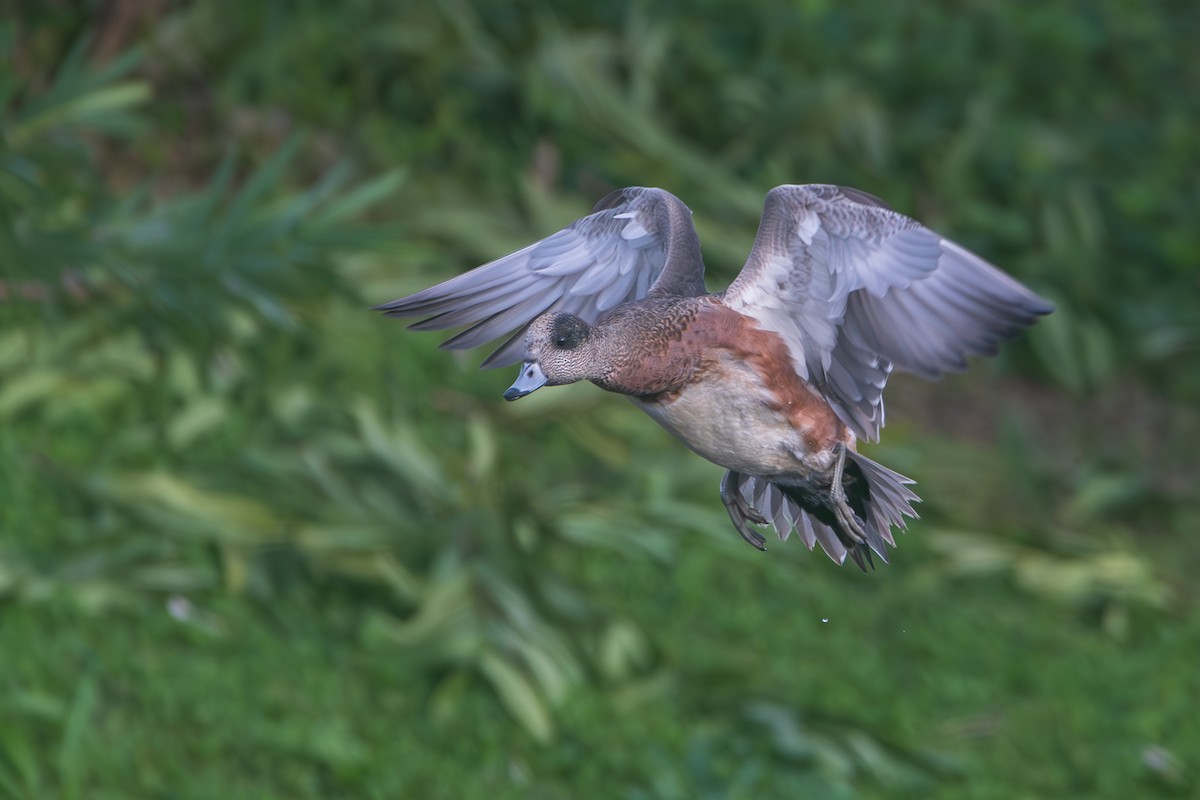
2 2 1198 798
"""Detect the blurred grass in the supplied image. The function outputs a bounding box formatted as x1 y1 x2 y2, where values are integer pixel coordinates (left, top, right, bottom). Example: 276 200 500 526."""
1 1 1198 798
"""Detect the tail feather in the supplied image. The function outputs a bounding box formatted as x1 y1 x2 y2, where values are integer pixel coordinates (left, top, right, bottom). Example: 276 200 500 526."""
735 452 921 570
845 449 921 554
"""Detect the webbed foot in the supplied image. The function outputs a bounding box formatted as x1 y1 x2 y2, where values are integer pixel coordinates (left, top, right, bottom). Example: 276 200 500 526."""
830 444 867 546
720 470 770 551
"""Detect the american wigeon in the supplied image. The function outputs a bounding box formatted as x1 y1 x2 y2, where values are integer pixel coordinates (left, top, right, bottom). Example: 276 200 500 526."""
378 185 1052 569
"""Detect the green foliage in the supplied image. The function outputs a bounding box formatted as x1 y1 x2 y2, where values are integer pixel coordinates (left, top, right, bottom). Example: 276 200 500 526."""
1 2 1198 798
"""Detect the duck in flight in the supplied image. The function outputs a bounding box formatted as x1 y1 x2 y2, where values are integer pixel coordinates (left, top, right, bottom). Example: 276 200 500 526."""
377 185 1052 569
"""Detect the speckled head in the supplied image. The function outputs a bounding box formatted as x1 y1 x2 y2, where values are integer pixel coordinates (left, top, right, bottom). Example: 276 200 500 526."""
503 312 597 401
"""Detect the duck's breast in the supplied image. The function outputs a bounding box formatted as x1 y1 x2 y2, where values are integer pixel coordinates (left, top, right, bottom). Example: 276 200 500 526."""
629 302 847 477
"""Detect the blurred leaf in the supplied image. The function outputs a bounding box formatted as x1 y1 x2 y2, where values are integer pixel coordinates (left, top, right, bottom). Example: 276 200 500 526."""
352 401 456 503
597 619 652 682
99 472 283 542
166 398 229 448
312 169 406 228
1068 471 1149 523
57 676 97 800
927 529 1169 611
0 370 63 420
10 81 150 145
479 651 553 742
371 571 482 661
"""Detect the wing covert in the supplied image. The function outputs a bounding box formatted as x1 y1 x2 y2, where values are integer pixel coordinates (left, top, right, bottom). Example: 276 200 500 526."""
723 185 1052 440
376 186 707 368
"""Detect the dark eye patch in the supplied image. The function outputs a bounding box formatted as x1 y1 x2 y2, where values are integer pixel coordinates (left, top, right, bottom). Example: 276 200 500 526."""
550 314 588 350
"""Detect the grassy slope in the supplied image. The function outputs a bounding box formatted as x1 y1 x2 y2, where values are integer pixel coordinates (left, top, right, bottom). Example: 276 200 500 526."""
3 401 1198 799
3 546 1197 799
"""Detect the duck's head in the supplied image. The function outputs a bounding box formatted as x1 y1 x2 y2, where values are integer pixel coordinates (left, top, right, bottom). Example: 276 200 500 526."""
503 312 594 401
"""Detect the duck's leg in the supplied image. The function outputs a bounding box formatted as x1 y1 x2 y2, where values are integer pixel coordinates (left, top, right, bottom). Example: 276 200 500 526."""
829 443 867 545
720 470 769 551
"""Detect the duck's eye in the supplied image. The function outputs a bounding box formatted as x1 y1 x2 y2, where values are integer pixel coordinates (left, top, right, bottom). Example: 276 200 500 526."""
554 335 569 347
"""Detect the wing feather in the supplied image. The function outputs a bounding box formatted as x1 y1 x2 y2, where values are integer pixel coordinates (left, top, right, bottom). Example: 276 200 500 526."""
376 187 707 367
723 185 1052 440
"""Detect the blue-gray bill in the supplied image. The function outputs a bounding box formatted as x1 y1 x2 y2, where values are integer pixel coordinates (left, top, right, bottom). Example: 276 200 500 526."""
503 361 548 401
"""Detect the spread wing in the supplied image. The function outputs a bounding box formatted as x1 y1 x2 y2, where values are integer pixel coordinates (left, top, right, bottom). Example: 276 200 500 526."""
376 186 708 368
722 184 1053 441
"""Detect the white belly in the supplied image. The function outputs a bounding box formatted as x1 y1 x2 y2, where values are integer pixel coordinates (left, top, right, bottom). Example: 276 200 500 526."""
630 360 828 477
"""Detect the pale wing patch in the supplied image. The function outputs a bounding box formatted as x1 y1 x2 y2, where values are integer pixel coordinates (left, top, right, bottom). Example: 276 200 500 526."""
614 212 654 243
794 205 822 246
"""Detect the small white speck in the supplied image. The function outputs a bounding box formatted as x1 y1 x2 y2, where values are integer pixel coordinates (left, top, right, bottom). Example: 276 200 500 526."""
821 618 829 623
167 595 193 622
